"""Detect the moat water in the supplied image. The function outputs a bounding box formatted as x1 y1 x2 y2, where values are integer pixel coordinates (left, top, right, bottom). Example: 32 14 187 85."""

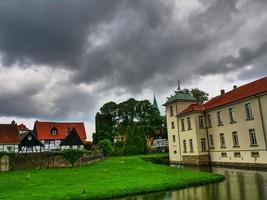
116 166 267 200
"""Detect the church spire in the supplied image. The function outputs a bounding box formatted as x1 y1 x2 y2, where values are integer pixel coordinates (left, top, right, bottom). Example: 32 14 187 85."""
153 91 159 110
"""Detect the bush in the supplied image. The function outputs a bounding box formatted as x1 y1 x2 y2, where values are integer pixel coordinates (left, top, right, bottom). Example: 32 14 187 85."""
61 149 87 166
123 125 147 156
98 139 113 156
112 141 124 156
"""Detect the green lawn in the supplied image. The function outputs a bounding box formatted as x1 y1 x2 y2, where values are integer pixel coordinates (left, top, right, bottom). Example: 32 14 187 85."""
0 154 224 200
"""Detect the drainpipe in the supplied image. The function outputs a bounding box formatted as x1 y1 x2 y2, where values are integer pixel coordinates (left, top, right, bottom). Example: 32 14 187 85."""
256 96 267 150
176 102 182 164
203 105 211 165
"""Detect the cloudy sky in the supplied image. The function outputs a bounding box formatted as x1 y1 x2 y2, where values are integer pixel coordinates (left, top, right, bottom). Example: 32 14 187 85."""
0 0 267 138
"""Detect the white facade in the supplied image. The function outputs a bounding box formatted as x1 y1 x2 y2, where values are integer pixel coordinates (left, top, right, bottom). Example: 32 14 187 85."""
0 144 19 153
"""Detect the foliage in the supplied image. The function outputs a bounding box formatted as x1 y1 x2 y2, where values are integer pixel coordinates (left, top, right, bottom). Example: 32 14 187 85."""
61 149 86 166
177 88 209 103
123 125 147 155
98 139 113 156
93 98 164 145
0 155 224 200
113 141 124 156
84 143 93 151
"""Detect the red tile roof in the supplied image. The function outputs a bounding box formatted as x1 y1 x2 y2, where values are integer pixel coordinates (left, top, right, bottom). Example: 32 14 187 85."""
0 124 20 144
204 76 267 110
178 76 267 116
34 121 87 142
178 104 204 116
17 124 30 132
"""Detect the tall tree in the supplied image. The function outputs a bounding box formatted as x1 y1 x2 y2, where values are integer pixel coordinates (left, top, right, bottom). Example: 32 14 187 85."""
178 88 209 103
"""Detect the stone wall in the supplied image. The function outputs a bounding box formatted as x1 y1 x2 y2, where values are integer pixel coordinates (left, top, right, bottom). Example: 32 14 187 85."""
182 155 210 165
0 152 103 172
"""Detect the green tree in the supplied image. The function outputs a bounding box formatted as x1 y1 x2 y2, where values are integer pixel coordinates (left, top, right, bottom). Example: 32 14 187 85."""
178 88 209 103
123 124 147 155
98 139 113 156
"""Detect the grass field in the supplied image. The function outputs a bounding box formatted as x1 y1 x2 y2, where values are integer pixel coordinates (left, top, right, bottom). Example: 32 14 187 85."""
0 154 224 200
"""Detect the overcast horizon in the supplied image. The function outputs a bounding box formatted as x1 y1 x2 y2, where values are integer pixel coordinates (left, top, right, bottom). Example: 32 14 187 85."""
1 0 267 139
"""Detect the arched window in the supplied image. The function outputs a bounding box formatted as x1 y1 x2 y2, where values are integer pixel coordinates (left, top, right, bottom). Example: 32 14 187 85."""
50 127 58 136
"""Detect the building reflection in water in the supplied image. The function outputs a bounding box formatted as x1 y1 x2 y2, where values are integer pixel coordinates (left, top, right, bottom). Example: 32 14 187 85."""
117 167 267 200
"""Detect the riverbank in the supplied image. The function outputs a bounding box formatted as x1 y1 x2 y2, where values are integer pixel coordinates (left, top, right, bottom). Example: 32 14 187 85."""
0 154 224 200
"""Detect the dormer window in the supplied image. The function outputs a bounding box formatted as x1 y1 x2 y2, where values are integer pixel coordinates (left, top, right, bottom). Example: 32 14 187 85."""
51 127 58 136
28 135 32 141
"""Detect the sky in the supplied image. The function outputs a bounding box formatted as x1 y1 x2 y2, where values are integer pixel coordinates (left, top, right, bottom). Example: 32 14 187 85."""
0 0 267 139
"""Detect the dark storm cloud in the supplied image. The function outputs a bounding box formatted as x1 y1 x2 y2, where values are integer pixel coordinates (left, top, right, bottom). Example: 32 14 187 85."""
196 41 267 75
0 0 267 120
0 0 121 67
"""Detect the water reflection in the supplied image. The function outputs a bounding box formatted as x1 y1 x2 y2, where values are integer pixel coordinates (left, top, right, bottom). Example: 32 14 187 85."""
116 167 267 200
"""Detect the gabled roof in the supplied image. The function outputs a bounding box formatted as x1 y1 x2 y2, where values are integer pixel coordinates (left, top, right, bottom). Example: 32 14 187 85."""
60 128 84 146
19 131 44 147
177 76 267 116
178 104 204 117
0 124 20 144
163 92 197 106
34 121 87 142
17 124 30 132
205 76 267 110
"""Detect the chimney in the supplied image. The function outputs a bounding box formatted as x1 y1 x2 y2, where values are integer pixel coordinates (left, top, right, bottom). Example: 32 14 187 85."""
233 85 237 90
220 89 225 95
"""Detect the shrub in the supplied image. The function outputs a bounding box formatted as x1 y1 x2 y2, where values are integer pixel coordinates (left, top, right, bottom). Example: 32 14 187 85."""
61 149 87 166
98 139 113 156
123 125 147 156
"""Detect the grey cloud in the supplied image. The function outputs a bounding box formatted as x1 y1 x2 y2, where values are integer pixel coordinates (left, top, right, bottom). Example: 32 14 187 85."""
196 41 267 75
0 0 267 120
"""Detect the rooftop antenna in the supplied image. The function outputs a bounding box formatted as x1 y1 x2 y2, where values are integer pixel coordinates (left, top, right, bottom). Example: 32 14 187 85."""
177 80 181 91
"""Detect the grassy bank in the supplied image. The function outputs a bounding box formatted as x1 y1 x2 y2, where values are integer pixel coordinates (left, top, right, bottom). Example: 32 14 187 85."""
0 154 224 200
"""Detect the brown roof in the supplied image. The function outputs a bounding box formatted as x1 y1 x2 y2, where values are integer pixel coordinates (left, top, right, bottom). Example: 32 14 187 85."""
205 76 267 110
178 104 204 116
178 76 267 116
17 124 30 132
0 124 20 144
34 121 87 142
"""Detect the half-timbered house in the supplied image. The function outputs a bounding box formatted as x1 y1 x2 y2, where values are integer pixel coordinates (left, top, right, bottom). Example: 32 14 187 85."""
0 124 20 152
34 121 87 151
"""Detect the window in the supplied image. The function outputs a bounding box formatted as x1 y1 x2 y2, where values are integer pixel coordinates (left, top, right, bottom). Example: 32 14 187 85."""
187 117 192 130
50 140 55 145
249 129 257 145
170 106 174 117
201 138 206 151
217 111 223 126
174 150 177 154
245 103 253 120
229 108 235 123
220 133 226 148
199 116 204 128
51 128 58 136
172 135 176 143
207 114 212 128
171 121 175 129
181 119 185 131
28 135 32 141
183 140 187 152
209 135 214 147
234 152 241 157
7 146 13 152
189 139 193 152
221 152 227 157
251 151 259 157
232 131 239 147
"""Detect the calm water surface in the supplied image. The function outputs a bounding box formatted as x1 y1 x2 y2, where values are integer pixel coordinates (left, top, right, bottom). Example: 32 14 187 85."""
116 166 267 200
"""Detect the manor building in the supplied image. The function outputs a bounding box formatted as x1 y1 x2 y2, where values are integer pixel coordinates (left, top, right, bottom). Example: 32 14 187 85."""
164 76 267 167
